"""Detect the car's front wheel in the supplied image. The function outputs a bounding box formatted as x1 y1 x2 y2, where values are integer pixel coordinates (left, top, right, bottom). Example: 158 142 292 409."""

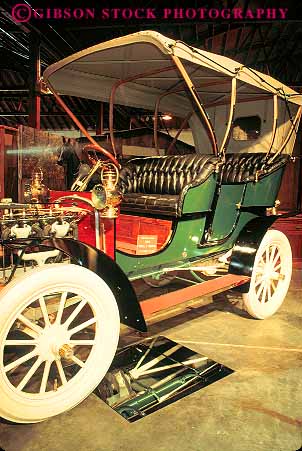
0 264 120 423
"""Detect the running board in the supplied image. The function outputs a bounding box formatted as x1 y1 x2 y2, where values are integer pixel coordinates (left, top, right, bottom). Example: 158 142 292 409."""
140 273 250 318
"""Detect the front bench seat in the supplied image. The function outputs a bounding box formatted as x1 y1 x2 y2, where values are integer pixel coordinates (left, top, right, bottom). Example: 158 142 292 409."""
118 155 219 217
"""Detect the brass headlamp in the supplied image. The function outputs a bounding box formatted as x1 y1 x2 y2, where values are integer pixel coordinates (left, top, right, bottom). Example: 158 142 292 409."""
27 167 50 204
91 163 122 218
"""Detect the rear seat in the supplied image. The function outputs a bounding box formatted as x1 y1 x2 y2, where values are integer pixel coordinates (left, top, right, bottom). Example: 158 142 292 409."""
222 153 289 183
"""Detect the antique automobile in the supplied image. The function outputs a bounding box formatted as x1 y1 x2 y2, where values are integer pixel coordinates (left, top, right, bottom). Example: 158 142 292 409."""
0 31 301 424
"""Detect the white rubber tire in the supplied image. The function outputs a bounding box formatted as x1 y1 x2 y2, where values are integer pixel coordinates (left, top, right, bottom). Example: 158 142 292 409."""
242 230 292 319
0 264 120 423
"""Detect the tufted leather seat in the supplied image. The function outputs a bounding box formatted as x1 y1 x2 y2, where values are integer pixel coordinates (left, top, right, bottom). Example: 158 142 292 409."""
119 155 219 217
222 153 289 184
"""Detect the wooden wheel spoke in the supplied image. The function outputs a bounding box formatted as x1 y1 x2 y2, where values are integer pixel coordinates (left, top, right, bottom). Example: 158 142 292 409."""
56 360 67 385
17 357 43 391
261 284 268 304
55 292 68 325
255 266 265 275
4 349 38 373
254 276 265 287
267 283 272 302
68 317 96 335
269 245 277 264
70 355 85 368
273 262 281 272
64 299 87 328
5 340 38 346
39 296 51 327
272 250 281 267
40 361 52 393
256 280 266 297
18 314 43 335
260 255 266 266
271 280 277 292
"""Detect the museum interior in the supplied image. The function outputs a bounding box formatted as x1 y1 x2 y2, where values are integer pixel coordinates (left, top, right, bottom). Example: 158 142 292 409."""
0 1 302 450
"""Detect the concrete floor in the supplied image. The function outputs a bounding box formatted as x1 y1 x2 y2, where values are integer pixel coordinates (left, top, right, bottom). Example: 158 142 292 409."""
0 270 302 451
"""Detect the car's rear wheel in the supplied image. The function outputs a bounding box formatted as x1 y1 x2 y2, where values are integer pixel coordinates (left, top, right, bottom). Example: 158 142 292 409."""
0 264 119 423
242 230 292 319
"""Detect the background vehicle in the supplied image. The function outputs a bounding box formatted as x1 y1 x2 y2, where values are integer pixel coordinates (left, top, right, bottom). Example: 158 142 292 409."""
0 30 300 423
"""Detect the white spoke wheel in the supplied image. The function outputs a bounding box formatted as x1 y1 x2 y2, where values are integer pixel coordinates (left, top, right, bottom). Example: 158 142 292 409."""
242 230 292 319
0 264 120 423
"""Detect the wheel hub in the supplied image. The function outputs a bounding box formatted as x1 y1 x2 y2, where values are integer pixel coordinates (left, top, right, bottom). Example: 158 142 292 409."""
36 324 71 361
263 263 284 282
263 263 274 280
59 344 74 360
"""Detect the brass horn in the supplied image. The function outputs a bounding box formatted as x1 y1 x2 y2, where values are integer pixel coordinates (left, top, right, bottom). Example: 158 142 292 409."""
71 160 104 192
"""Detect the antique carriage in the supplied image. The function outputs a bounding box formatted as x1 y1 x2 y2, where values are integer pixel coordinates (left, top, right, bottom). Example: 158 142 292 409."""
0 31 301 423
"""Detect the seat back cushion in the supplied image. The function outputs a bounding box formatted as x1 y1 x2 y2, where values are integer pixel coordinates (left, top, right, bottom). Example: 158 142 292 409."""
222 153 289 183
119 155 219 195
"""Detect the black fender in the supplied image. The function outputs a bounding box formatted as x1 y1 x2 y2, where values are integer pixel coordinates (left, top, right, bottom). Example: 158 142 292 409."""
41 238 147 332
228 215 278 293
